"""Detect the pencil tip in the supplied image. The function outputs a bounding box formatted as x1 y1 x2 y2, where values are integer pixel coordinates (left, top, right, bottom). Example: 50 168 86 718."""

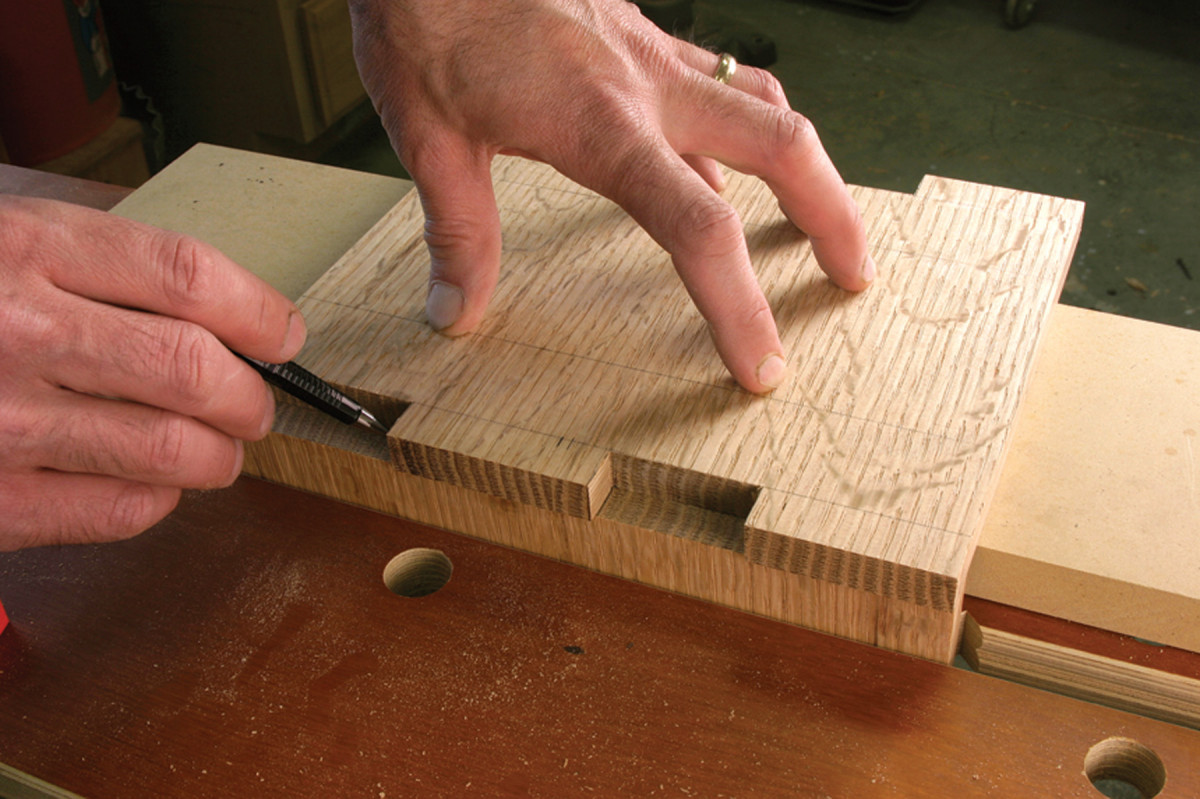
358 409 389 434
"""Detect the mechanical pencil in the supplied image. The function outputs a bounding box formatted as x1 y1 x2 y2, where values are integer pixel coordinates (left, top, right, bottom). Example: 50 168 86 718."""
237 354 388 434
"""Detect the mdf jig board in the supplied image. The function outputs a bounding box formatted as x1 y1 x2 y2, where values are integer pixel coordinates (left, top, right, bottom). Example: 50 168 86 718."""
970 304 1200 653
240 156 1083 663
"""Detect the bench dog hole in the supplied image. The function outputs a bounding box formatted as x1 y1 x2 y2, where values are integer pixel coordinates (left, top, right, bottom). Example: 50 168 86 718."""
383 548 453 597
1085 737 1166 799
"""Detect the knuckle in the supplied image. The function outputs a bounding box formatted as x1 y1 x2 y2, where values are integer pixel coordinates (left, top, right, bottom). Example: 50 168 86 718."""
769 110 820 163
672 194 744 258
2 400 56 469
422 212 481 261
159 234 216 309
747 67 789 108
162 326 218 411
56 432 105 476
0 403 24 453
98 484 175 541
142 413 239 488
0 213 60 358
142 413 190 477
743 294 776 330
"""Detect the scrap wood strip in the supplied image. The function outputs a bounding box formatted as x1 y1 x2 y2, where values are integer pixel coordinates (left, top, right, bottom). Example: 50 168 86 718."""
962 614 1200 730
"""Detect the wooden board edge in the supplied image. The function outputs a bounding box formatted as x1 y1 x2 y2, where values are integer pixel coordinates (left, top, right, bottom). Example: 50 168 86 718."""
961 614 1200 730
967 544 1200 655
243 414 962 663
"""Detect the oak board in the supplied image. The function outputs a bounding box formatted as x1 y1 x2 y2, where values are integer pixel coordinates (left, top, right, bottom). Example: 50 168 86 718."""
108 146 1200 658
242 156 1083 662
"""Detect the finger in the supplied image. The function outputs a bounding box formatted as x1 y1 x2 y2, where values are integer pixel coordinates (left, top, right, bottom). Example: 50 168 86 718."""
405 136 502 336
674 44 792 111
682 154 726 192
567 139 785 393
44 294 276 440
23 197 306 361
665 85 875 292
19 391 246 490
0 473 179 551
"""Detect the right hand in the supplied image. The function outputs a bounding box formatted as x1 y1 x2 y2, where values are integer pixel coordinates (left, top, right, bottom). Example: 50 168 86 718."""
0 195 306 551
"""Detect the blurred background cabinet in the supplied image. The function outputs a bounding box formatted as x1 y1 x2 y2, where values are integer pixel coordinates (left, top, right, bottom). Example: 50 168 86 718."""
104 0 368 165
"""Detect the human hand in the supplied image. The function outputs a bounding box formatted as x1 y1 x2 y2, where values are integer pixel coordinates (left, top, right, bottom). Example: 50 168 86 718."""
350 0 873 393
0 196 306 550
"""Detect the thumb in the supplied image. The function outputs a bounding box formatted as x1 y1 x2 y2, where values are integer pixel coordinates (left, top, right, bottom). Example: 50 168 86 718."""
409 141 502 336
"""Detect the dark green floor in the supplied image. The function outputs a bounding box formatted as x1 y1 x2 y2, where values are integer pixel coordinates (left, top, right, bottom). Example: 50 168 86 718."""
323 0 1200 331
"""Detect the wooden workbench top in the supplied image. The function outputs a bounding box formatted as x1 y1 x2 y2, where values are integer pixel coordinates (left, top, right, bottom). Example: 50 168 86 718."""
1 477 1197 797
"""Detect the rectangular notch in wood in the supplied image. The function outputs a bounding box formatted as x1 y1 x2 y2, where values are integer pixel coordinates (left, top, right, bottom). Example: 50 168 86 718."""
267 382 409 462
596 454 760 553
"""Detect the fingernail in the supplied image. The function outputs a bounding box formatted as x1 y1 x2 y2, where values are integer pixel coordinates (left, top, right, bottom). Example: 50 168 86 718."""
283 310 307 356
756 353 788 392
426 280 464 331
227 440 246 484
258 391 276 438
861 253 878 284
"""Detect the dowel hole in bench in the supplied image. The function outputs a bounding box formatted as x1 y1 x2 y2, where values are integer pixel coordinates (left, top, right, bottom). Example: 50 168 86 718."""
1085 737 1166 799
383 548 453 597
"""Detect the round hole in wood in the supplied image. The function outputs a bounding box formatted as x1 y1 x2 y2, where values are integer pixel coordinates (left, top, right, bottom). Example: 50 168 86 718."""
383 548 452 597
1085 737 1166 799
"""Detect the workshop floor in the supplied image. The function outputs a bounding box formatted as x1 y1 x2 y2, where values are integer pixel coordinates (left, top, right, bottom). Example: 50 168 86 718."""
321 0 1200 331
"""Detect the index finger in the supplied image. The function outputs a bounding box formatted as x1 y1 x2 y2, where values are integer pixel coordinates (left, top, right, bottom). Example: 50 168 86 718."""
30 198 306 361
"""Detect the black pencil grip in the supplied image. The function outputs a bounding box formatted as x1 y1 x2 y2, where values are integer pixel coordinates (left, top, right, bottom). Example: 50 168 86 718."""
237 355 363 425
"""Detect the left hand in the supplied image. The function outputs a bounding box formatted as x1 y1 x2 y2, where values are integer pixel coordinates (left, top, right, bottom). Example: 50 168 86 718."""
350 0 873 394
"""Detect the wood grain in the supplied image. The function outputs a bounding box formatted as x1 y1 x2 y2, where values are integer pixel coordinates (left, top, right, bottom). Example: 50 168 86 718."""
2 479 1198 798
962 614 1200 729
103 148 1200 655
964 596 1200 680
244 157 1082 662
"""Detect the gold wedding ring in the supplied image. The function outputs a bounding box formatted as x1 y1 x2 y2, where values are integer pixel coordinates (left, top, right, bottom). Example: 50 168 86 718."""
713 52 737 85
